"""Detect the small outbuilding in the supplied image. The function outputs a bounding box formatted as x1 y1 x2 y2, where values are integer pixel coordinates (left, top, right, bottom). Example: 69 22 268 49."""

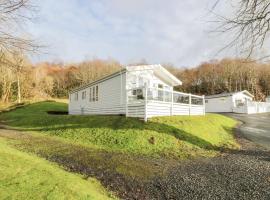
205 90 253 113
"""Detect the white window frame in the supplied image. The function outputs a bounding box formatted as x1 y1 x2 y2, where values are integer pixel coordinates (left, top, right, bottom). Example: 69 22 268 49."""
82 91 86 100
74 92 78 101
93 87 96 102
89 88 92 102
96 85 98 101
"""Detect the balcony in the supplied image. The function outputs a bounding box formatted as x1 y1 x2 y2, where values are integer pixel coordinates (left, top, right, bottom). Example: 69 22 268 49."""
126 86 205 121
127 86 204 105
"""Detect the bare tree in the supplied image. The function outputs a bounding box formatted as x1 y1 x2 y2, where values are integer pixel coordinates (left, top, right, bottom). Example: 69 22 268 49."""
0 0 38 55
12 51 25 103
213 0 270 59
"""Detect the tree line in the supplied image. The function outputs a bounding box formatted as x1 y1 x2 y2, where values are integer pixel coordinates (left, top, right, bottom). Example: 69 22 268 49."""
0 55 121 102
175 59 270 101
1 55 270 103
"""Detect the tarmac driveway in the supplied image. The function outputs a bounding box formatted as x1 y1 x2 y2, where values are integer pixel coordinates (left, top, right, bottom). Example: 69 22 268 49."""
225 113 270 150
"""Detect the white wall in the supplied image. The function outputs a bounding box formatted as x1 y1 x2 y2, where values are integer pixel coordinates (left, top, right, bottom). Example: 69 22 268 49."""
69 73 126 115
205 96 233 113
232 93 252 107
246 102 270 114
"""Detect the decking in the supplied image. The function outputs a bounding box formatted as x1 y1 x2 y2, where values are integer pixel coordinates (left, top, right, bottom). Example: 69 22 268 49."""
126 86 205 121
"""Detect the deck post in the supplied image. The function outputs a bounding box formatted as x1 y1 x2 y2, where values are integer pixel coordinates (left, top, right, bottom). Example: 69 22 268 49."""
171 90 174 116
202 95 205 115
126 89 128 118
144 86 148 122
189 93 191 116
125 71 128 118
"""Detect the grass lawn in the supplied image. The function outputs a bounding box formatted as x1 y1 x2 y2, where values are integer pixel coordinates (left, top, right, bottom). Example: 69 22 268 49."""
0 138 115 200
0 101 239 158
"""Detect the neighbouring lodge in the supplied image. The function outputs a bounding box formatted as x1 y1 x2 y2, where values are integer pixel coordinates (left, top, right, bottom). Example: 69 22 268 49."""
69 64 205 121
205 90 270 114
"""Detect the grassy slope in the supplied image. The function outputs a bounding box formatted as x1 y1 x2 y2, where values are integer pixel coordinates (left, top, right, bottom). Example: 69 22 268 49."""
0 101 238 158
0 138 115 200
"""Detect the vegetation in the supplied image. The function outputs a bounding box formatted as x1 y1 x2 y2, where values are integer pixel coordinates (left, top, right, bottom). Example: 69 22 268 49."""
0 138 115 200
0 101 239 199
2 57 270 105
176 58 270 101
214 1 270 58
0 101 238 158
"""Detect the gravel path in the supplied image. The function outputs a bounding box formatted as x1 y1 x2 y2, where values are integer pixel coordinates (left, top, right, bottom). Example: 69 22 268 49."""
144 128 270 200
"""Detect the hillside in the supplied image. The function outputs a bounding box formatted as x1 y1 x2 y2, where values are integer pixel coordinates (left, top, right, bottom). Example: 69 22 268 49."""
0 101 238 158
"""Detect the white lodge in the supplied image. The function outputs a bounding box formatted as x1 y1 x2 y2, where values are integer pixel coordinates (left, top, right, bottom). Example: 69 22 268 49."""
205 90 270 114
69 65 205 121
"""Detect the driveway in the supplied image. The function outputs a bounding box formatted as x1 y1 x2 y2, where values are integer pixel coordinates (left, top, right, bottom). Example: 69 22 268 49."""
225 113 270 150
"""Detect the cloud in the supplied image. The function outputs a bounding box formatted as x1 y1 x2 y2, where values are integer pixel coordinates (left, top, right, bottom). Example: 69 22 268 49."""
27 0 233 67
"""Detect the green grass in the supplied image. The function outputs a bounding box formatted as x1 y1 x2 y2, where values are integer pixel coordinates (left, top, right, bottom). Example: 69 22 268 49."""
0 101 238 158
0 138 115 200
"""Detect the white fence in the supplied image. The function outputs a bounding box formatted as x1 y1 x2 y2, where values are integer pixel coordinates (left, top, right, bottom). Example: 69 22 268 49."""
233 101 270 114
247 101 270 114
126 86 205 121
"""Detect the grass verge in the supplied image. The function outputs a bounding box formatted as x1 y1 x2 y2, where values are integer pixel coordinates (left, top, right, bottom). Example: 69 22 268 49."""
0 138 115 200
0 101 239 158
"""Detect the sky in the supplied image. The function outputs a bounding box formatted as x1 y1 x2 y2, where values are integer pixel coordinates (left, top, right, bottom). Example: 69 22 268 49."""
26 0 234 67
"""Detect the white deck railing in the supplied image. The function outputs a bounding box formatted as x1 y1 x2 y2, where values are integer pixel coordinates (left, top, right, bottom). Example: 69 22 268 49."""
126 86 205 121
127 86 204 105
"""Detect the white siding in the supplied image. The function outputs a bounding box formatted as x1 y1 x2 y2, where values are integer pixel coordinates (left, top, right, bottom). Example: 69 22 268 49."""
69 73 126 115
126 102 145 118
146 101 204 118
173 103 190 115
232 93 252 107
147 101 171 117
205 96 233 113
190 105 205 115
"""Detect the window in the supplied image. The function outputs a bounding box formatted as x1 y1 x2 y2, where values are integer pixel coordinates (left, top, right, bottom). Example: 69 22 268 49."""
82 91 86 100
96 85 98 101
74 92 78 101
89 88 92 102
235 99 244 107
158 84 163 101
93 87 95 102
132 90 137 96
88 85 99 102
164 86 170 90
136 89 144 100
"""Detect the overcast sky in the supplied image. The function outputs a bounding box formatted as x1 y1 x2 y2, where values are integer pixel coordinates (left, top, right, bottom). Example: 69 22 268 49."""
27 0 235 67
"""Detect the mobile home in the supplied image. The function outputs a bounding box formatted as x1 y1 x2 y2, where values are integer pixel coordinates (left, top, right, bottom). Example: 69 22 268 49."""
69 64 205 121
205 90 270 114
